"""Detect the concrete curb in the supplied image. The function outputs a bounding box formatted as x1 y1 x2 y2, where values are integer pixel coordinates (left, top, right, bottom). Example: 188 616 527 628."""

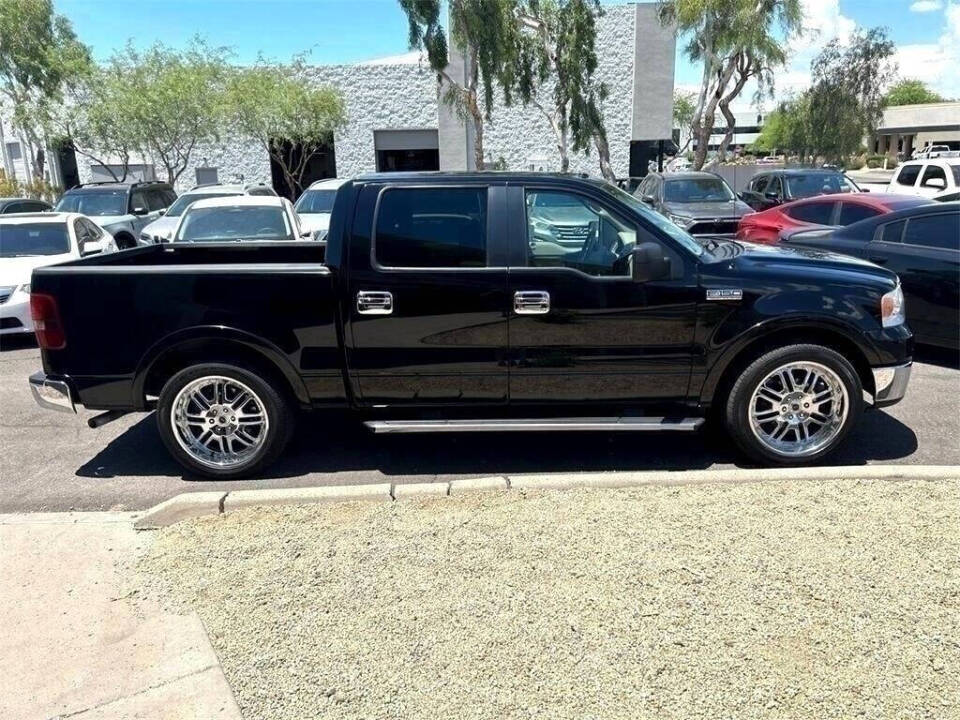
132 465 959 529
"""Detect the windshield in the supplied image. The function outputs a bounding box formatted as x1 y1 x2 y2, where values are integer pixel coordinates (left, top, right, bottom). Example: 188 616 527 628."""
55 191 126 216
786 173 857 198
175 206 292 242
166 192 239 217
295 189 337 214
663 177 735 203
598 182 704 257
0 223 70 257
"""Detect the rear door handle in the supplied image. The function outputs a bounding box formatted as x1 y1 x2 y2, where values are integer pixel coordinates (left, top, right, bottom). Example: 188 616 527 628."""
357 290 393 315
514 290 550 315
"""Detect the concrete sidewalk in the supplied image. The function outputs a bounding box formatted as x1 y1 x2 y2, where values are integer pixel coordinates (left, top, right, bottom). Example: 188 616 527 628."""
0 513 241 720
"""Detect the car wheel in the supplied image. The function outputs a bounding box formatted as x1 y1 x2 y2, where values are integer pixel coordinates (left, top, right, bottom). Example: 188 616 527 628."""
157 363 295 479
724 344 862 466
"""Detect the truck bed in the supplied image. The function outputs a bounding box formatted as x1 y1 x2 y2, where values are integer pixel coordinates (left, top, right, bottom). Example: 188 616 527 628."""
32 242 345 410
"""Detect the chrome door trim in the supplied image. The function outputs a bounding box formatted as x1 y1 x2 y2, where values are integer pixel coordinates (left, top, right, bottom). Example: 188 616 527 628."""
357 290 394 315
514 290 550 315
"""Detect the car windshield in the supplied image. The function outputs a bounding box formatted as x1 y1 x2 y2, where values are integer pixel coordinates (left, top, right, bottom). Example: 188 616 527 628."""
295 189 337 214
0 223 70 257
597 182 704 257
166 193 240 217
176 206 292 242
55 191 127 216
785 173 857 198
663 178 735 203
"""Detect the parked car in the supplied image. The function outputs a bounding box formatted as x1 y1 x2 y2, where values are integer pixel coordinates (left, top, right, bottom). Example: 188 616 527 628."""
1 213 115 336
54 181 176 249
139 183 277 245
781 203 959 349
170 195 305 243
28 173 913 477
913 145 951 160
739 169 862 212
294 178 349 240
886 159 960 199
934 190 960 202
736 193 931 245
0 197 52 214
635 171 754 236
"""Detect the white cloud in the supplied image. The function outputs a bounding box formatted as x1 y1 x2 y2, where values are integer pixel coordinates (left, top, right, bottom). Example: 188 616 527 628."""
909 0 943 12
895 2 960 98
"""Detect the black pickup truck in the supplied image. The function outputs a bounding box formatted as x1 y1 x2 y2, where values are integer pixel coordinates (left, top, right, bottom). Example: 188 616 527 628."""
29 173 913 478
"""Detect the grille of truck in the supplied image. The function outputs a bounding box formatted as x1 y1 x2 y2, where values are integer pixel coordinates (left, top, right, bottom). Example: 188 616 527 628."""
555 225 591 244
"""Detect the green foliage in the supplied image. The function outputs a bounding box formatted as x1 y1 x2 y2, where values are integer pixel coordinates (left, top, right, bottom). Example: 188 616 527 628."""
884 79 944 106
228 58 345 195
0 0 91 178
806 28 896 163
657 0 803 169
102 39 233 183
0 169 20 197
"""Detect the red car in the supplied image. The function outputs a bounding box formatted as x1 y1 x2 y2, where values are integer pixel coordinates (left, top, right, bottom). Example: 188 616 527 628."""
736 193 932 244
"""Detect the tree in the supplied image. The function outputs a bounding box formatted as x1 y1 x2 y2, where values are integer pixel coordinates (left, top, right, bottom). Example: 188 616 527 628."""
806 28 896 163
673 90 696 155
0 0 91 181
399 0 520 170
228 59 345 197
657 0 803 170
105 40 232 184
511 0 613 179
884 79 943 106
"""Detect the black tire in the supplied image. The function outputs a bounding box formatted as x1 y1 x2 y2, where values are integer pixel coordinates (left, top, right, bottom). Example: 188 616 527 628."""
114 233 136 250
723 344 863 466
157 362 295 479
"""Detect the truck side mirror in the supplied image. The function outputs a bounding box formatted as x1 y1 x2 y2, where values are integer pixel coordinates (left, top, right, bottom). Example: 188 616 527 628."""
631 242 670 283
80 239 105 256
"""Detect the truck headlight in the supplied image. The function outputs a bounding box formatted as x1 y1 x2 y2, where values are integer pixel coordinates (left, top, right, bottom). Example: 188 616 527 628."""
881 283 905 328
18 283 31 294
668 213 694 228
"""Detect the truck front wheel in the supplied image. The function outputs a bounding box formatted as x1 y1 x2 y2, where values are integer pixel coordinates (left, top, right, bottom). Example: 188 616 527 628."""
724 344 863 465
157 363 295 478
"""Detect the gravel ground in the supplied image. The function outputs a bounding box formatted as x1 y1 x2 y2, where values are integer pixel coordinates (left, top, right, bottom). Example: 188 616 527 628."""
137 479 960 720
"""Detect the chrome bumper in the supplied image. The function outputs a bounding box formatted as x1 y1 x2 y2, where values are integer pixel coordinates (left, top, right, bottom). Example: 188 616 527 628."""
871 362 912 407
29 371 77 414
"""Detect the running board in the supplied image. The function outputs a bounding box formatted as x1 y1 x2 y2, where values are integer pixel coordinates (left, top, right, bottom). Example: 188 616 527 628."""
364 417 704 434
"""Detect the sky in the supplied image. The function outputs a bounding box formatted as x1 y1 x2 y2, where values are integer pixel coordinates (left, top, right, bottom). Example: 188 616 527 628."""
56 0 960 110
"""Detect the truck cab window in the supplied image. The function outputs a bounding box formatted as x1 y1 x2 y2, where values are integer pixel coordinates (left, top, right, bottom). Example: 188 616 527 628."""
374 187 487 268
525 190 637 277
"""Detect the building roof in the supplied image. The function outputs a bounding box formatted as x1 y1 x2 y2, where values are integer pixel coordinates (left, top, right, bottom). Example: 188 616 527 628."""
878 102 960 134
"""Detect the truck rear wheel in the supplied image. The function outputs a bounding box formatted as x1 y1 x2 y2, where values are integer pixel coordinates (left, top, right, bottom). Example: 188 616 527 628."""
157 363 295 479
724 344 862 466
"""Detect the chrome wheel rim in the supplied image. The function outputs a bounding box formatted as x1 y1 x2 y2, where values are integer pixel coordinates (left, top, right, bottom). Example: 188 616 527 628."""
748 361 848 458
171 376 268 469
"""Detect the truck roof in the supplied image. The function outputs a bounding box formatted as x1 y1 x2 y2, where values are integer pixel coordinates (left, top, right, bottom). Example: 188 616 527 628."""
352 171 609 188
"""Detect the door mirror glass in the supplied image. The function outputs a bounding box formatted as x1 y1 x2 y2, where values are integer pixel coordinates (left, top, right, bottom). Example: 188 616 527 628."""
640 194 655 205
132 205 148 215
631 242 671 283
157 208 167 216
764 190 780 201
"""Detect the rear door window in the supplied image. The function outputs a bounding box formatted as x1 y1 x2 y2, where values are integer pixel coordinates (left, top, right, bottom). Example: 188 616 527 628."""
878 220 905 244
837 203 880 225
896 165 922 187
903 213 960 251
130 190 148 213
919 165 948 190
374 187 488 268
785 201 837 225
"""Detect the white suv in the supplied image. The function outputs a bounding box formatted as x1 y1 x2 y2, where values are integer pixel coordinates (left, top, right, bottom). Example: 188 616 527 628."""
170 196 306 243
140 183 277 244
886 159 960 198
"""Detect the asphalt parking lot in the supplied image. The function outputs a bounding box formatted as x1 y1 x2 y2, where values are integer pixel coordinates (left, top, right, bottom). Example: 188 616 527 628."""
1 334 958 513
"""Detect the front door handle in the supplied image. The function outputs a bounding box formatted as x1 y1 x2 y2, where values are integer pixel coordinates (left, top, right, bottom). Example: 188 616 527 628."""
357 290 393 315
867 255 889 265
514 290 550 315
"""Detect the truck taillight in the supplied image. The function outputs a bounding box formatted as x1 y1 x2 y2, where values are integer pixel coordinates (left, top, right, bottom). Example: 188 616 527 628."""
30 293 66 349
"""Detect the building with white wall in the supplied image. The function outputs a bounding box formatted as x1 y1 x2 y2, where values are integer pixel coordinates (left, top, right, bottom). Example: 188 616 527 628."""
5 3 675 197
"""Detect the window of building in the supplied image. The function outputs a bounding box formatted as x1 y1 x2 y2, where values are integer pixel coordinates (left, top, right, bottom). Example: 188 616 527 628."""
374 187 487 268
903 213 960 251
195 167 219 186
5 141 22 161
785 201 836 225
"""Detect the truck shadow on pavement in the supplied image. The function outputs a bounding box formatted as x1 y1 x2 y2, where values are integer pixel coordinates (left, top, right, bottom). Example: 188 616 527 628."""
75 406 919 481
